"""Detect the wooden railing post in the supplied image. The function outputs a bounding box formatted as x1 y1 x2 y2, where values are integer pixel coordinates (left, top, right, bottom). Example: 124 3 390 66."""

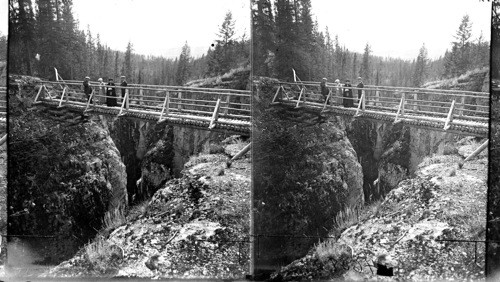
272 85 281 103
85 89 94 111
34 84 44 103
362 90 366 110
126 89 130 110
322 89 332 111
178 91 182 111
375 90 380 107
413 91 418 111
139 87 144 106
459 95 465 117
295 88 304 108
355 92 365 117
118 91 129 116
209 98 222 129
401 92 406 116
394 94 405 123
224 95 231 115
443 100 456 130
58 87 67 108
159 90 170 122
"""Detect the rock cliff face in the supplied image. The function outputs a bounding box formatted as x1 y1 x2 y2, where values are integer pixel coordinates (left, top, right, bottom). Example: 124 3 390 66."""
346 68 487 203
43 139 251 279
95 68 250 204
253 85 365 271
271 138 487 281
8 75 128 263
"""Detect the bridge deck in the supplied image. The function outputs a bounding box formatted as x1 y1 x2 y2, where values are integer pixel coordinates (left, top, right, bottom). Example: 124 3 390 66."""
269 81 489 137
33 80 251 135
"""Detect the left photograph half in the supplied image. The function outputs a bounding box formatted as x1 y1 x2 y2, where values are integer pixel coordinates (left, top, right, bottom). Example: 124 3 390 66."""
7 0 251 279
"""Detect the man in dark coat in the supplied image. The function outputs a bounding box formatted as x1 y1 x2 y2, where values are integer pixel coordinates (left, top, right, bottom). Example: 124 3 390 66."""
106 78 117 107
356 76 364 104
343 79 353 107
120 75 128 108
320 78 329 104
83 76 93 103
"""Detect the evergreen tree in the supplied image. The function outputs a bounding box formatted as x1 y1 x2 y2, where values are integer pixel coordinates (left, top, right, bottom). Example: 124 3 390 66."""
175 41 191 86
207 11 237 75
124 41 133 81
359 43 371 83
252 0 275 77
114 51 120 78
413 43 428 87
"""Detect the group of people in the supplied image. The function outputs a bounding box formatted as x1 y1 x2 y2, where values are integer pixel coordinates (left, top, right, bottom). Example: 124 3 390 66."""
320 76 364 108
83 76 128 107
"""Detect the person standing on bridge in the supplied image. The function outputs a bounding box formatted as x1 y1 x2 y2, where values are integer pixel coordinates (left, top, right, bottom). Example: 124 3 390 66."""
120 76 128 108
106 78 117 107
83 76 93 104
343 79 353 107
98 78 105 104
356 76 364 104
334 79 342 105
320 78 330 104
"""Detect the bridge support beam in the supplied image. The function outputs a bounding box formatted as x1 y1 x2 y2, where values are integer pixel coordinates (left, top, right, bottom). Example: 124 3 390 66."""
463 139 488 163
226 142 251 168
444 100 456 130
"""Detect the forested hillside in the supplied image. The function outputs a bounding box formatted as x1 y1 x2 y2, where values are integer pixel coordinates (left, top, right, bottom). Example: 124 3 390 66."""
9 0 250 84
252 0 489 86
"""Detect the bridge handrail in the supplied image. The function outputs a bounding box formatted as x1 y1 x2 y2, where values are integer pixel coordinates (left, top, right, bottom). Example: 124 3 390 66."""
44 80 251 95
284 80 489 96
280 83 488 100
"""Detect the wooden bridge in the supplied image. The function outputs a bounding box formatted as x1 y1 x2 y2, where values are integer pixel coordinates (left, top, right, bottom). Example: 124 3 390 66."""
32 79 251 136
269 79 489 138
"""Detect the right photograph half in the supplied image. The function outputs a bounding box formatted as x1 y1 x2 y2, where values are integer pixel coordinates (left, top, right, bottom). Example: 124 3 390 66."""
251 0 491 280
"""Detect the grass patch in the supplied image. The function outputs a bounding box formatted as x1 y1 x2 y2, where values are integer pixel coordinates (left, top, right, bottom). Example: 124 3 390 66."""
84 235 123 274
315 240 352 263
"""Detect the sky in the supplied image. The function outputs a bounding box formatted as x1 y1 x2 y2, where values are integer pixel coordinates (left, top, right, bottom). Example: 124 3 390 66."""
311 0 491 60
72 0 250 59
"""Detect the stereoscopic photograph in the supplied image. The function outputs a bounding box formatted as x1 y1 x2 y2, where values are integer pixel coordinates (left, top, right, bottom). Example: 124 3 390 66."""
252 0 492 280
7 0 250 279
2 0 500 281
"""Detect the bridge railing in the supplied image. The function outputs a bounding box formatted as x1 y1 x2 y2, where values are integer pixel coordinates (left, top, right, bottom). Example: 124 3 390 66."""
272 81 489 125
36 80 251 124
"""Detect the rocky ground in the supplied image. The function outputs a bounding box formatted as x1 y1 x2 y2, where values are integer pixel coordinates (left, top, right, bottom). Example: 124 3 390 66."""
271 137 487 281
41 137 251 279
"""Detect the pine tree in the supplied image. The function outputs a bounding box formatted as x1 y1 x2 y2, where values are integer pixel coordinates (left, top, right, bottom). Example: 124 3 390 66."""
124 41 133 81
413 44 428 87
175 41 191 86
359 43 371 83
114 51 120 78
252 0 275 76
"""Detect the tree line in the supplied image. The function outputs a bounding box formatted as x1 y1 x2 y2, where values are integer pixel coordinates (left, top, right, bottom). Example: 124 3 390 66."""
9 0 249 85
252 0 489 87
